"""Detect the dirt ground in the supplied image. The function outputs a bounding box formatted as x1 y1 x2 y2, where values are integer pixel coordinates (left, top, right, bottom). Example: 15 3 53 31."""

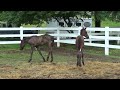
0 46 120 79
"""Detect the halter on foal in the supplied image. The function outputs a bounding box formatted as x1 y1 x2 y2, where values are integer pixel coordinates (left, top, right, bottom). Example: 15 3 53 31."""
20 33 54 62
75 27 89 67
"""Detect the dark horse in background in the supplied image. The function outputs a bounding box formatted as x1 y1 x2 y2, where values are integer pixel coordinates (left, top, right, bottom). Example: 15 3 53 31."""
20 33 54 62
75 27 89 67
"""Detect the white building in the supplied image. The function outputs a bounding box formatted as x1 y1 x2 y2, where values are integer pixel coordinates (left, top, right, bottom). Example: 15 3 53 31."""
46 18 92 28
46 18 92 35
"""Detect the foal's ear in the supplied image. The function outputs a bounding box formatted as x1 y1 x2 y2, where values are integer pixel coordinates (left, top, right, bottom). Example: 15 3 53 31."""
82 27 86 30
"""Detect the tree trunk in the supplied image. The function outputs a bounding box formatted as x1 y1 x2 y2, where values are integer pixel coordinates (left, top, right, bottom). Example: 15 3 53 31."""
95 20 101 33
95 20 101 27
94 11 101 33
16 23 21 27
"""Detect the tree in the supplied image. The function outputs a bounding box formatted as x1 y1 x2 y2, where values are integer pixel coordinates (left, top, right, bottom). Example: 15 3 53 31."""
1 11 119 27
107 11 120 22
0 11 92 33
91 11 109 33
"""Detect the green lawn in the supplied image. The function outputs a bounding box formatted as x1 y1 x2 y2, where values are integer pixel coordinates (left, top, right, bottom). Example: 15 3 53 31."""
0 44 75 68
0 43 119 72
92 18 120 27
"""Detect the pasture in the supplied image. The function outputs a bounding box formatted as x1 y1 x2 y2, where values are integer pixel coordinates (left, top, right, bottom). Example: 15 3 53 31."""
0 19 120 79
0 44 120 79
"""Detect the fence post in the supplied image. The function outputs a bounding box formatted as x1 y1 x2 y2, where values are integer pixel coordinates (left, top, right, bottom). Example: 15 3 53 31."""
78 27 80 36
117 32 120 44
20 26 23 40
105 27 109 55
57 27 60 47
89 30 92 43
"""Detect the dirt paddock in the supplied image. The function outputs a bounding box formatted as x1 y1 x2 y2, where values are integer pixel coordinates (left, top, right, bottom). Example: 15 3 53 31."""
0 47 120 79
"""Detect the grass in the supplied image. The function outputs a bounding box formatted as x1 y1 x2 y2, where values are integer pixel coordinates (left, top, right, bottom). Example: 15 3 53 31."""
92 18 120 27
101 19 120 27
0 44 120 79
0 44 74 64
0 44 19 50
0 45 120 79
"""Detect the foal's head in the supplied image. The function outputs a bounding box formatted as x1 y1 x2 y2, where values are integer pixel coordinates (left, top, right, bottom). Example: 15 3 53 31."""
80 27 89 39
20 39 26 50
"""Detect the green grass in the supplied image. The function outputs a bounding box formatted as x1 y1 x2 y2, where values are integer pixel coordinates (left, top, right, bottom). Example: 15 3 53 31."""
0 44 19 50
58 43 120 59
92 18 120 27
0 43 120 70
102 19 120 27
0 44 75 68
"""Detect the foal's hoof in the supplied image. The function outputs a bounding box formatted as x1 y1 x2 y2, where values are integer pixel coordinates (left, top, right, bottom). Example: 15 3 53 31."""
79 65 82 67
50 60 53 62
46 59 49 61
77 65 82 67
77 64 81 67
43 59 46 62
28 60 31 63
76 62 79 66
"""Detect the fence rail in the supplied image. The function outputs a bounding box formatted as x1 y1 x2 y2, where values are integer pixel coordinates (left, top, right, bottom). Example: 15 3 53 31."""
0 26 120 55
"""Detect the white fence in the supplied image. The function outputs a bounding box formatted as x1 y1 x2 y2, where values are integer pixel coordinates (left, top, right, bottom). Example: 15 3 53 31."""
0 26 120 55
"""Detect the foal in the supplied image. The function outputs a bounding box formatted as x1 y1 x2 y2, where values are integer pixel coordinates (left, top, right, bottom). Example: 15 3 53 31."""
75 27 89 67
20 33 54 62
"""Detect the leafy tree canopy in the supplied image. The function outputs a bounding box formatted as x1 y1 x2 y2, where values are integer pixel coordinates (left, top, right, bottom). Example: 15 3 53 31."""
0 11 119 27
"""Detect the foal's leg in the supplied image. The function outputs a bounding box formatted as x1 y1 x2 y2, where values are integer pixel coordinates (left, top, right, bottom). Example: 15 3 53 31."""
46 51 50 61
37 46 46 62
50 46 53 62
48 51 53 62
28 46 34 62
50 50 53 62
78 57 81 67
77 51 81 67
46 43 53 62
81 51 85 65
79 57 82 67
77 57 79 66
